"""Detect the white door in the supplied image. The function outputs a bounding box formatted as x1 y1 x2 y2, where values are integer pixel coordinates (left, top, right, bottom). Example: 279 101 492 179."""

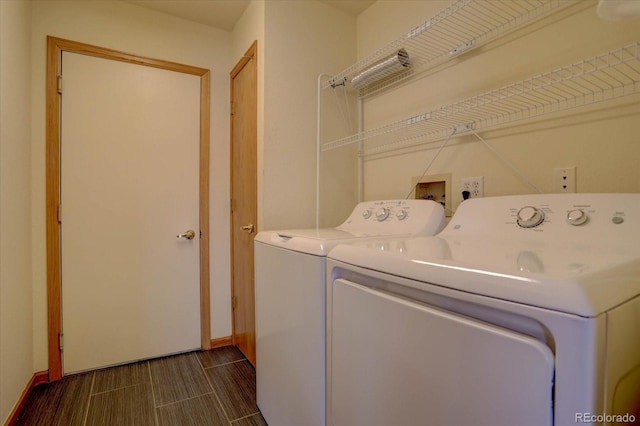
60 52 201 374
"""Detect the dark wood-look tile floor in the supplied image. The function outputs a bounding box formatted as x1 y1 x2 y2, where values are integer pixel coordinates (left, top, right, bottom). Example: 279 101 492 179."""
16 346 268 426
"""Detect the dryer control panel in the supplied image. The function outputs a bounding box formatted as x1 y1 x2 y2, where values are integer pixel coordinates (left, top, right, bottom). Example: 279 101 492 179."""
433 193 640 285
513 203 614 229
444 193 638 237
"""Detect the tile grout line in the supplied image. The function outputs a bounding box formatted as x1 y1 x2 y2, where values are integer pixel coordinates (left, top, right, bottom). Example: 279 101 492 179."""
81 371 96 426
154 390 215 409
202 358 247 370
229 411 262 424
90 383 142 396
196 353 235 424
147 361 160 426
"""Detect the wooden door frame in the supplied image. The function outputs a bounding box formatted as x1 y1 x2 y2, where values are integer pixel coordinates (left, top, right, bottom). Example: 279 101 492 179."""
230 41 258 352
46 36 211 381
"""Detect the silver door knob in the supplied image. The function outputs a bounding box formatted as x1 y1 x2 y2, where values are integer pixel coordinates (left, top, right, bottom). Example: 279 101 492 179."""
177 229 196 239
240 224 255 233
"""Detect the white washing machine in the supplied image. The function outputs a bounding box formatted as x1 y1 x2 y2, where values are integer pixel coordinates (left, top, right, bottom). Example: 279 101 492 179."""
326 194 640 426
255 200 446 426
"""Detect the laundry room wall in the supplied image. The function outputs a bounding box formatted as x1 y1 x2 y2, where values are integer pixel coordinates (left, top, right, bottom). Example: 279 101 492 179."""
30 0 233 371
0 1 34 422
355 0 640 212
260 0 358 230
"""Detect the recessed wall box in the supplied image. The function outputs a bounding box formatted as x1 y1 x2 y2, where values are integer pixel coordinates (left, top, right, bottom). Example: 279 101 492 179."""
412 173 452 217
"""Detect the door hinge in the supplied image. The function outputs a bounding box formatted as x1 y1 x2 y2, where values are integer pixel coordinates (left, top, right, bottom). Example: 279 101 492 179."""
59 333 64 351
57 204 62 223
57 76 63 94
232 296 238 311
230 101 235 116
230 198 235 213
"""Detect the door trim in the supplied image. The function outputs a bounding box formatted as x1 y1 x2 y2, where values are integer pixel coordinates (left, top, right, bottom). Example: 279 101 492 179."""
46 36 211 381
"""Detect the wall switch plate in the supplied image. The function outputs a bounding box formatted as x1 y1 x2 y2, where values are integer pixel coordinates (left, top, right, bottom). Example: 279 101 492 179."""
461 176 483 198
554 167 576 193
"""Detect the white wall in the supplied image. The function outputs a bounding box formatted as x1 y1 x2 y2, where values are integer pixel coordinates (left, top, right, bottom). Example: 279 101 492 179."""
261 0 357 230
0 1 34 422
30 0 233 371
356 1 640 210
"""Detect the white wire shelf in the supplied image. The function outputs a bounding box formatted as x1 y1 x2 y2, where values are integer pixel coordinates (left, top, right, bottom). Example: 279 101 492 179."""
324 0 577 97
320 41 640 156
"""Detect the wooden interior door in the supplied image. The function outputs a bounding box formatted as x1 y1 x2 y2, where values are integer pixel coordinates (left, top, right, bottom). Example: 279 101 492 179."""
230 41 258 365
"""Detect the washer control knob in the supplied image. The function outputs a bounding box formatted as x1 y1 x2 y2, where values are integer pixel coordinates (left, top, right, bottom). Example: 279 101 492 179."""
362 209 372 219
612 216 624 225
375 207 390 222
567 209 588 226
517 206 545 228
396 209 408 220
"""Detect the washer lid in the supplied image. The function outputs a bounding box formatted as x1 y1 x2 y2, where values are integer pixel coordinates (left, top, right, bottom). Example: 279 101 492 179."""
254 199 446 256
255 228 372 256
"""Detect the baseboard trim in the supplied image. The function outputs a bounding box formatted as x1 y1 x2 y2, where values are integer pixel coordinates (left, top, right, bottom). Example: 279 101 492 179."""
4 371 48 426
210 336 233 349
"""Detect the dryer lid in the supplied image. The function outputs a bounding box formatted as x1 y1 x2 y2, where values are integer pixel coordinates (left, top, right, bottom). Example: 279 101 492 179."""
329 194 640 317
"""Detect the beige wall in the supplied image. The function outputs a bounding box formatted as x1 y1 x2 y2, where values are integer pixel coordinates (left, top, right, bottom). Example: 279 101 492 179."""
356 1 640 210
262 0 357 230
0 1 34 422
30 0 233 371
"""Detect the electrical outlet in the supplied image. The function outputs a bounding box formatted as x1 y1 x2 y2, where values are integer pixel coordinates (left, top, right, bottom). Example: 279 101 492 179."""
461 176 484 198
554 167 576 193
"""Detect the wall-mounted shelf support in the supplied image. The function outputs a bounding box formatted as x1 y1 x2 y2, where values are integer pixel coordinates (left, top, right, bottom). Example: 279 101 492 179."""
453 122 476 135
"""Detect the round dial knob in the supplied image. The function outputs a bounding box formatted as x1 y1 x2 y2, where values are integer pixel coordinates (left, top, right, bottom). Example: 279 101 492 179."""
375 207 390 222
362 209 372 219
396 209 408 220
567 209 588 226
517 206 545 228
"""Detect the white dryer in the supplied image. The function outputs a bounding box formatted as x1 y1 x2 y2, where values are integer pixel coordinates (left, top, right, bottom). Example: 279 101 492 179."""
326 194 640 426
255 200 446 426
